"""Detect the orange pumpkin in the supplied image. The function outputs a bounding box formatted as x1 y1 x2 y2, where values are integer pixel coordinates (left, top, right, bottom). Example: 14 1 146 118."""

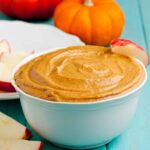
54 0 125 46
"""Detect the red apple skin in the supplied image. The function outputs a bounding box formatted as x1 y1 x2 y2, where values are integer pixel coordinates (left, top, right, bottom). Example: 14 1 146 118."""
0 81 16 92
111 39 144 50
38 142 43 150
111 39 150 67
24 128 32 139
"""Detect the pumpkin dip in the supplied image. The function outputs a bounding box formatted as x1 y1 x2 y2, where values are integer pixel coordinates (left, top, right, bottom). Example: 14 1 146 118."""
14 46 145 103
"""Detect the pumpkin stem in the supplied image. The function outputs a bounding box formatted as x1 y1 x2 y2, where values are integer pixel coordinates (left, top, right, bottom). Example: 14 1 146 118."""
84 0 94 7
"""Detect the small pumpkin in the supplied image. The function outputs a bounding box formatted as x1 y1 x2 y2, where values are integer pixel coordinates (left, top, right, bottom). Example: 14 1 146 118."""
0 0 61 20
54 0 125 46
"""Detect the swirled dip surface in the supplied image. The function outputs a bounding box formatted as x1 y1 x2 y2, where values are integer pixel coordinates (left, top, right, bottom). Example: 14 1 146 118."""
14 46 145 102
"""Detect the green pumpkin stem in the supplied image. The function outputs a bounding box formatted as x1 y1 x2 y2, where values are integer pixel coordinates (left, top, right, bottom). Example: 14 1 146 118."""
84 0 94 6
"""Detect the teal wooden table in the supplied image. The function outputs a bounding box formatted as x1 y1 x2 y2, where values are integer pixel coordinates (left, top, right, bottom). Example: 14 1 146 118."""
0 0 150 149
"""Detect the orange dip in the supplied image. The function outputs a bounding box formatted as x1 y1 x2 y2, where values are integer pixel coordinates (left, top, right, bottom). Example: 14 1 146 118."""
14 46 145 102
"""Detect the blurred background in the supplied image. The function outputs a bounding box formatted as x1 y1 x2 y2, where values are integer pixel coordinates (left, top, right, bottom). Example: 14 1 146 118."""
0 0 149 51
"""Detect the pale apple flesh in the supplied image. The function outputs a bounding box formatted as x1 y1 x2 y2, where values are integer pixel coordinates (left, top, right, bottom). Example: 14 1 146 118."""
0 40 32 92
111 39 144 50
0 40 11 59
111 39 149 67
0 112 32 139
0 140 43 150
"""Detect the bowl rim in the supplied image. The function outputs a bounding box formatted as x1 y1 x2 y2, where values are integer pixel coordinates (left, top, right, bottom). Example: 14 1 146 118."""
11 47 148 105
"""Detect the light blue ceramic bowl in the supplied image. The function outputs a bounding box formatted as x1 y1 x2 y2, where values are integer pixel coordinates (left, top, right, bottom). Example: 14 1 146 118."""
12 49 147 149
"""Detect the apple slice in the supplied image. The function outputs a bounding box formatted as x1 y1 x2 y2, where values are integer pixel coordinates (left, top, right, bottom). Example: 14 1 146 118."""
0 112 32 139
0 81 16 92
0 40 11 59
1 51 31 63
0 140 43 150
0 51 32 92
111 39 149 66
0 40 33 92
0 63 16 92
